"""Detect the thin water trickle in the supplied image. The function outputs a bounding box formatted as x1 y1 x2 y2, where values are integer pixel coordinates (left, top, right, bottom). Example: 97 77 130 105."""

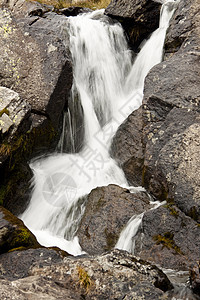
21 2 177 255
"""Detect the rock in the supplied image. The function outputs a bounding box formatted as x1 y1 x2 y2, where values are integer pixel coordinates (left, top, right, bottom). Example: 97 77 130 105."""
133 205 200 271
165 0 200 55
0 87 31 154
59 6 92 17
110 106 144 186
111 0 200 223
0 2 73 212
0 248 63 280
0 206 40 253
78 184 151 254
143 108 200 221
0 249 173 299
190 262 200 296
105 0 161 50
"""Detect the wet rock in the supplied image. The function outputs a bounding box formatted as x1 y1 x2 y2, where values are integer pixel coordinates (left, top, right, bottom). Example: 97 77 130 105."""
78 184 151 254
0 249 173 299
111 106 144 186
134 205 200 271
59 6 92 17
105 0 161 50
0 206 40 254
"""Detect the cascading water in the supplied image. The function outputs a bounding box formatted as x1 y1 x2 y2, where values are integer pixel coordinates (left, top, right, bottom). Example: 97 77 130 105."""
21 1 177 255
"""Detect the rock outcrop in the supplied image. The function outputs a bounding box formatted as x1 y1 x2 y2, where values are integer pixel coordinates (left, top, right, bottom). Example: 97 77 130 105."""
78 184 151 254
0 1 73 213
0 249 173 299
111 0 200 223
105 0 161 50
133 205 200 271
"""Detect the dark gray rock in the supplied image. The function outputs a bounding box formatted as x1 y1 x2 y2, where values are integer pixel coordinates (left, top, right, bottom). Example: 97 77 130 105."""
0 249 173 299
111 106 144 186
0 206 40 254
105 0 161 50
0 2 73 212
59 6 92 17
78 184 151 254
190 262 200 296
0 248 64 281
134 205 200 270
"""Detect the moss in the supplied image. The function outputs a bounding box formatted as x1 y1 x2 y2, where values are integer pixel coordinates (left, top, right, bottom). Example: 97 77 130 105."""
188 206 199 222
0 108 10 118
164 200 179 218
77 266 92 294
153 232 184 255
0 206 40 253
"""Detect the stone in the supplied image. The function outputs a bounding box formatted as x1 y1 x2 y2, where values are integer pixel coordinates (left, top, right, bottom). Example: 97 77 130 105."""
105 0 161 50
134 205 200 271
0 87 31 139
190 261 200 296
0 248 63 280
0 249 173 299
0 206 40 254
78 184 151 254
59 6 92 17
0 2 73 212
110 106 144 186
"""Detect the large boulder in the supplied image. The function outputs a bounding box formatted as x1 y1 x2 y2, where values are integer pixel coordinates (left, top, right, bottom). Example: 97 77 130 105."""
0 1 73 213
78 184 151 254
111 0 200 223
141 0 200 220
105 0 161 50
133 205 200 271
0 206 40 253
0 249 173 299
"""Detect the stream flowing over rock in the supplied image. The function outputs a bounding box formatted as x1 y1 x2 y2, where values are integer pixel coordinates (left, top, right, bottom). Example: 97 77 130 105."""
0 0 200 298
78 184 150 254
105 0 161 50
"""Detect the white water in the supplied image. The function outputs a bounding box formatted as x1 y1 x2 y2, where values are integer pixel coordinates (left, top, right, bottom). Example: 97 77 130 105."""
21 2 177 255
115 201 165 253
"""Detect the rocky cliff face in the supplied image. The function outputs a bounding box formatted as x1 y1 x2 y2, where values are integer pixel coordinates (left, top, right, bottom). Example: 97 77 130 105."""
111 0 200 274
0 0 73 213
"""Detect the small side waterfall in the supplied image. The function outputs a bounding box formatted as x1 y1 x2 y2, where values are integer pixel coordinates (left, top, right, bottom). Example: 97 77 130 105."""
21 1 177 255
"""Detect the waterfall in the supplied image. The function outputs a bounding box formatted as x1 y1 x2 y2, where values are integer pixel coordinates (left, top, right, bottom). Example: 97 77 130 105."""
115 201 165 254
20 1 177 255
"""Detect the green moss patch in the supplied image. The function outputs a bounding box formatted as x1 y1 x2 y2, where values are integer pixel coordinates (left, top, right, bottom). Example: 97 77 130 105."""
153 232 184 255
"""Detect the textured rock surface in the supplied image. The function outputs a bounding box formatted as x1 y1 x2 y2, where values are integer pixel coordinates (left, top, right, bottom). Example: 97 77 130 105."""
78 184 151 254
111 106 144 186
134 205 200 270
0 206 40 253
190 262 200 296
0 1 73 213
105 0 161 49
0 248 63 280
141 0 200 220
0 249 173 299
111 0 200 223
